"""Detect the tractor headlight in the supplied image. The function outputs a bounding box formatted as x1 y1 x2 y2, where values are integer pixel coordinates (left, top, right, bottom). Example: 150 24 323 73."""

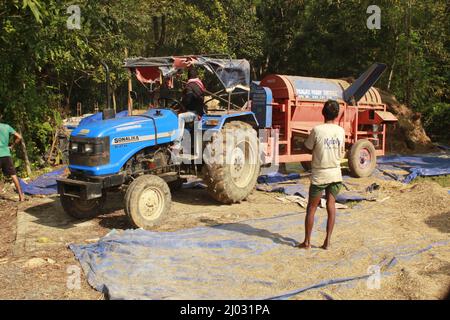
84 144 94 153
70 142 79 152
68 137 110 166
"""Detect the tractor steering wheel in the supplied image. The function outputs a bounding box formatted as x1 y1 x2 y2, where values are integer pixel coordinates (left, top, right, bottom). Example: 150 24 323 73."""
158 98 181 111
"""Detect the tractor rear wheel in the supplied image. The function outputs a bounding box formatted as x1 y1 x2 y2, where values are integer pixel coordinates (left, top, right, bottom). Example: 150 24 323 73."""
61 193 106 219
348 139 377 177
125 175 171 229
203 121 260 204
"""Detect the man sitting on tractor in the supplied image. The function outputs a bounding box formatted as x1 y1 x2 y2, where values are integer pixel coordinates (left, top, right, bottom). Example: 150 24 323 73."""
172 67 206 154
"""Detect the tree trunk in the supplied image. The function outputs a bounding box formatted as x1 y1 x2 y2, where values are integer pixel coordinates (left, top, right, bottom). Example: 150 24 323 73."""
17 127 31 177
112 91 117 112
387 62 395 91
46 129 59 165
388 35 399 91
159 15 166 47
405 0 412 106
125 48 133 116
153 15 166 55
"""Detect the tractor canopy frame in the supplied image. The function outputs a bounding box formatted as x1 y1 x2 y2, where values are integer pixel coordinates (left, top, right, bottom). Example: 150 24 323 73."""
124 54 251 93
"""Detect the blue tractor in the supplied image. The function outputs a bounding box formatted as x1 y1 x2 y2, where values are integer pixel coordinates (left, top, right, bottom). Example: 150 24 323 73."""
57 55 266 229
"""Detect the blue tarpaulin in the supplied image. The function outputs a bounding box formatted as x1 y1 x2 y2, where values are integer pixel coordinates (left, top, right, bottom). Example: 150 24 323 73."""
19 167 67 195
19 154 449 196
436 144 450 151
256 154 450 200
69 212 449 300
377 154 450 183
268 240 448 300
257 172 301 184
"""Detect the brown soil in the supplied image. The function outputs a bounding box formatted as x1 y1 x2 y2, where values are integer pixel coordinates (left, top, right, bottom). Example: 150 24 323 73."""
0 198 17 258
0 172 449 300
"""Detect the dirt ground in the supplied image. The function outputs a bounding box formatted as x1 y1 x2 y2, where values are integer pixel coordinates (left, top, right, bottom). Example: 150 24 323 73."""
0 169 449 300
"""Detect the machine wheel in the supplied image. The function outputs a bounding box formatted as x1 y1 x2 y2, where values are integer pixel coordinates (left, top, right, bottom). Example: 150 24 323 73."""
125 175 171 229
60 193 106 219
203 121 260 204
301 161 312 171
348 139 377 178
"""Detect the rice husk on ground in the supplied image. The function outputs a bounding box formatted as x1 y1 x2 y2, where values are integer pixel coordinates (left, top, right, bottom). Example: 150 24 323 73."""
0 173 448 299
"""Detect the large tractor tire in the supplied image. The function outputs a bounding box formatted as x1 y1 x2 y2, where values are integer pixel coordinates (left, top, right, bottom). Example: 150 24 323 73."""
124 175 171 229
348 139 377 177
203 121 260 204
61 193 106 219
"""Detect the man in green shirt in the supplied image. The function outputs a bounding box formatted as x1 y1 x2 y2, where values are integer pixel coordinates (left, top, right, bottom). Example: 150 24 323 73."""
0 116 25 201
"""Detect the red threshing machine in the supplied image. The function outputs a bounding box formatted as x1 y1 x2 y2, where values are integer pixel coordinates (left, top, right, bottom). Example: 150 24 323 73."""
253 63 398 177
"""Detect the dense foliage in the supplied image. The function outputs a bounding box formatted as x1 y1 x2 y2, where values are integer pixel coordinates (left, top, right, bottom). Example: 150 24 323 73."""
0 0 448 174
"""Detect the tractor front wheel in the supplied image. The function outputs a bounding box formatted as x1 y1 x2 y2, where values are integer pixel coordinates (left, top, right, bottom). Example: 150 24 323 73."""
125 175 171 229
203 121 260 204
348 139 377 177
61 193 106 219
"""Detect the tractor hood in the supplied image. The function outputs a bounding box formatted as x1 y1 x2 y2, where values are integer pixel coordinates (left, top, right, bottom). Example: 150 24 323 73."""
68 109 178 176
70 109 178 140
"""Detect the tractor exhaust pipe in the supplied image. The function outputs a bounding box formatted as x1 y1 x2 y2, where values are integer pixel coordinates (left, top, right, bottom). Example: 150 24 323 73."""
101 62 115 120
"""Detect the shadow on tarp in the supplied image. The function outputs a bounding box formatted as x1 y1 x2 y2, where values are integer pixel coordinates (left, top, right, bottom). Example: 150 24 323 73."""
69 212 449 300
211 222 299 248
424 211 450 234
19 167 67 195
